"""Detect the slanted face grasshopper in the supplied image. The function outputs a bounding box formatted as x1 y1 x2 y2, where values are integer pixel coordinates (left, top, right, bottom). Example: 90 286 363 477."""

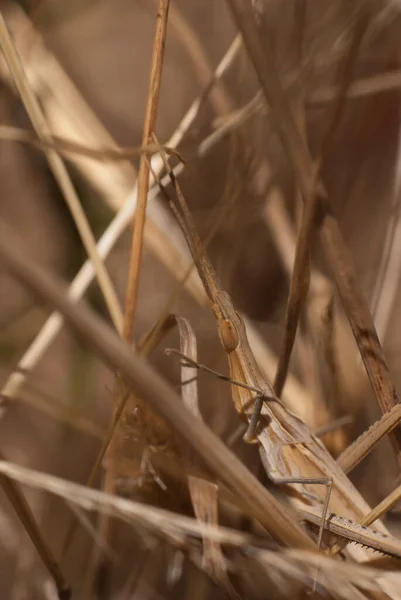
225 280 401 562
158 153 401 567
212 289 394 561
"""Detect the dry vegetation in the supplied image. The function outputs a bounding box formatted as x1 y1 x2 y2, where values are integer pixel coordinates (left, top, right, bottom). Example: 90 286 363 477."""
1 0 401 598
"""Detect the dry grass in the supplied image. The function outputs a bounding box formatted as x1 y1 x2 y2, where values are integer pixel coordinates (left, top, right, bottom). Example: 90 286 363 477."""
1 1 401 599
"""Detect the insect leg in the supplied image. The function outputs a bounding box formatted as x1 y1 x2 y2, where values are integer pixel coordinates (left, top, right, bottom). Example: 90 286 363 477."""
243 394 265 443
269 473 333 552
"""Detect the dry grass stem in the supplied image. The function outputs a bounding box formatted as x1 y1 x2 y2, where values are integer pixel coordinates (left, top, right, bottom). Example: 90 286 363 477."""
308 69 401 106
167 2 241 116
213 68 401 138
174 316 236 596
0 451 69 598
264 188 349 453
0 125 183 162
100 4 172 584
370 137 401 342
272 8 369 399
123 0 171 342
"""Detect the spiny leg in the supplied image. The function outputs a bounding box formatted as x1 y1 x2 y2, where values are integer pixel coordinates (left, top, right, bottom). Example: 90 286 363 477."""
330 482 401 557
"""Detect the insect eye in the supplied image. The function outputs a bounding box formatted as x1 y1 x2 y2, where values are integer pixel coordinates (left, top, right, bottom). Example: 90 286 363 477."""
219 319 239 352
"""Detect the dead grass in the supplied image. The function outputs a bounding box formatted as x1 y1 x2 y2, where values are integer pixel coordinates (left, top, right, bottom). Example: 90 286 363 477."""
1 1 401 599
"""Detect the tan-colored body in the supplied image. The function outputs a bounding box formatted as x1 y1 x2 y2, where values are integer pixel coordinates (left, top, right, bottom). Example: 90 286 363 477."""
214 290 392 562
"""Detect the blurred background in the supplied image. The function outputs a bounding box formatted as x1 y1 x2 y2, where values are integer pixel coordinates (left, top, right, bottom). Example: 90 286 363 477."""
1 1 401 598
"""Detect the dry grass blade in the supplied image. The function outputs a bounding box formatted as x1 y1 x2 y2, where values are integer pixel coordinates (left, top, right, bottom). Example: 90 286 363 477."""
322 219 401 453
167 2 241 116
0 125 183 162
123 0 171 342
0 459 399 599
308 70 401 107
0 11 123 334
0 451 70 599
261 11 368 453
226 0 315 195
370 135 401 342
226 0 401 464
211 68 401 139
0 221 316 551
252 547 401 600
274 8 369 399
337 404 401 474
0 459 260 549
102 1 172 570
174 316 238 598
264 189 348 454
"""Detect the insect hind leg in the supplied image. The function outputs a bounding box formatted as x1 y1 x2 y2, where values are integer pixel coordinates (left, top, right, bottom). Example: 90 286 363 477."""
269 473 333 552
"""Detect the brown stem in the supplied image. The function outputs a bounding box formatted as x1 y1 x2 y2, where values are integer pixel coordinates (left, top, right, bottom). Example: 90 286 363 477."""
123 0 171 342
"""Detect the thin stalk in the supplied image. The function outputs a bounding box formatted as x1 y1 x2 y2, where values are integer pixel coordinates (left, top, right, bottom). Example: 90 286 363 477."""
123 0 171 342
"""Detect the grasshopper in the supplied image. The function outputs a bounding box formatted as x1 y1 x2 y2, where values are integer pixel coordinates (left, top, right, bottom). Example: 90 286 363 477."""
158 154 401 567
203 289 398 562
